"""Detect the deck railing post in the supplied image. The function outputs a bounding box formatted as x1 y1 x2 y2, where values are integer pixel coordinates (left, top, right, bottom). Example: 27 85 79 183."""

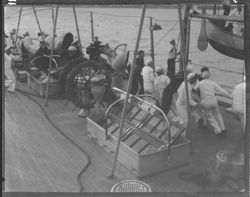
44 5 59 106
109 5 146 178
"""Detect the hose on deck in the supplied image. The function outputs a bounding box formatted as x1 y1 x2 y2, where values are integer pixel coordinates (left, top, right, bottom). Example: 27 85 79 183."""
15 88 91 192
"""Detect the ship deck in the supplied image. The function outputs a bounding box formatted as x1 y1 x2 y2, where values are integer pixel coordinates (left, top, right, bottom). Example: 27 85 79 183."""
3 81 245 193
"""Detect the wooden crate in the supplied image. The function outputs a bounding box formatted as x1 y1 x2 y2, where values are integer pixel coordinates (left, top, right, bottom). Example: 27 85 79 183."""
27 73 61 97
14 69 28 82
87 118 191 178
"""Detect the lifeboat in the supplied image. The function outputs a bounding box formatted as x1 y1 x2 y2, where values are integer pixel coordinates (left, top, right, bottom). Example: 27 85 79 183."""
206 19 244 60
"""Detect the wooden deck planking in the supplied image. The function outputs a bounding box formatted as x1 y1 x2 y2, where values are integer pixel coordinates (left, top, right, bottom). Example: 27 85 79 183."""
5 93 89 192
4 82 245 192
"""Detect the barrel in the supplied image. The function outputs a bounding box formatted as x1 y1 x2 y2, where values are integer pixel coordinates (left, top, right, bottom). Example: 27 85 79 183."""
215 150 244 179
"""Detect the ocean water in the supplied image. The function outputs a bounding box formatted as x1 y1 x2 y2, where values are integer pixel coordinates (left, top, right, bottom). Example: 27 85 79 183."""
4 5 244 91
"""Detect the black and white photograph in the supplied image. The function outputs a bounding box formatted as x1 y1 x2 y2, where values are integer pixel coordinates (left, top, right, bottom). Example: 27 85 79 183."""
2 0 249 196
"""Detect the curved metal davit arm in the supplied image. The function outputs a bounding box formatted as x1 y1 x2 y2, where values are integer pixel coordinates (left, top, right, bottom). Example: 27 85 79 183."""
114 43 127 53
105 87 172 155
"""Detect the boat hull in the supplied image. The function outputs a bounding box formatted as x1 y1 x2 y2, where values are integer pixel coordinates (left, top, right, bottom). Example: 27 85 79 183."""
206 20 244 60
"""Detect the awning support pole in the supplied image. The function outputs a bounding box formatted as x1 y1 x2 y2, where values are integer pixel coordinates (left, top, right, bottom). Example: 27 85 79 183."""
109 5 146 178
44 5 59 106
178 4 194 154
244 0 250 192
33 6 44 41
14 6 23 51
90 11 94 41
73 5 84 57
52 7 55 29
150 16 155 63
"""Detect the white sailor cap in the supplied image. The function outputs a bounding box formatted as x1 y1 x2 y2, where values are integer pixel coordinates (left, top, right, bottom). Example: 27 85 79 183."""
68 46 77 52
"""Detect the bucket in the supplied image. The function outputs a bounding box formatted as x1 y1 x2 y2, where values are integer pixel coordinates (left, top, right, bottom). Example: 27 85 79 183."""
215 150 244 179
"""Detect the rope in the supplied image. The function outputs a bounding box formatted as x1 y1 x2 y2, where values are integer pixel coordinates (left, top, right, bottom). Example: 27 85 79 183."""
145 21 179 54
15 88 91 192
191 62 243 75
5 8 52 19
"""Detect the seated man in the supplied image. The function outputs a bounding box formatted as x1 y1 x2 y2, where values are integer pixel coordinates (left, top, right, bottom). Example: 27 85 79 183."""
36 40 50 56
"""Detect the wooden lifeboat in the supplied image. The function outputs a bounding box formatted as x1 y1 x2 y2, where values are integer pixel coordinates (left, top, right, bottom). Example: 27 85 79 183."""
206 19 244 60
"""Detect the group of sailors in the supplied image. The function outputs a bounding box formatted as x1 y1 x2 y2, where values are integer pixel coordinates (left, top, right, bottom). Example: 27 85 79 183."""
129 40 245 138
4 28 82 94
223 1 244 36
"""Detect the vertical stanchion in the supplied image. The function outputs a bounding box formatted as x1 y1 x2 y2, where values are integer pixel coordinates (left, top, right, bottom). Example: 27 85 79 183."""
178 4 193 154
52 7 55 29
244 0 250 191
73 5 84 57
213 4 217 14
185 17 191 65
150 16 155 63
44 5 59 106
14 6 23 51
90 11 94 41
33 6 44 41
109 5 146 178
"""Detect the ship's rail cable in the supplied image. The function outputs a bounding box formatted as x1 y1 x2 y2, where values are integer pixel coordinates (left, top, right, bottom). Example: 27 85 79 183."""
191 62 243 75
5 8 52 19
15 88 91 192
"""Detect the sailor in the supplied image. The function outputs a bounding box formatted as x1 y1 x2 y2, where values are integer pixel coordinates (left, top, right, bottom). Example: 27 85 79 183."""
222 0 231 16
161 65 194 119
225 4 244 36
4 44 16 93
154 67 170 105
167 39 179 79
6 29 16 49
142 58 155 95
227 76 246 130
36 39 50 56
67 45 79 59
127 50 145 95
197 67 231 138
176 72 199 132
